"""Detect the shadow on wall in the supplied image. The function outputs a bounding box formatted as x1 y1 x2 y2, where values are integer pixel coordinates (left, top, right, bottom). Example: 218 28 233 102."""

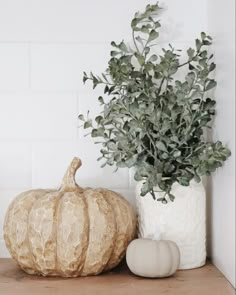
206 175 213 258
204 87 215 260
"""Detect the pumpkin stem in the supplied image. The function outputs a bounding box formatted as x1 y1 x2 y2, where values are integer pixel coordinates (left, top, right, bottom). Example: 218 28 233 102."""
60 157 82 191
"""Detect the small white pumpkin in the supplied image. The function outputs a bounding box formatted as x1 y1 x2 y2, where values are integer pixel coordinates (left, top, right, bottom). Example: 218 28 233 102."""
126 239 180 278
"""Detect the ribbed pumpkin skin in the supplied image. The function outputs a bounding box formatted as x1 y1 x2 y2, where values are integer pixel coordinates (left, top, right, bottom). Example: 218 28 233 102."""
3 158 136 277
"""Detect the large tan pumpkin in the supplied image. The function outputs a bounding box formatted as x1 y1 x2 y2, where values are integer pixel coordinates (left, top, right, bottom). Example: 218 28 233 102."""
4 157 136 277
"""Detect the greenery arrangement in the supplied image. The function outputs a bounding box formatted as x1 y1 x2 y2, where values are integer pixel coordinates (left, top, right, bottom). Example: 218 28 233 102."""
79 3 231 202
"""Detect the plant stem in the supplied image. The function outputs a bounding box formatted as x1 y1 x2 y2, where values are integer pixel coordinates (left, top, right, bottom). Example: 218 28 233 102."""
178 48 202 68
157 77 165 95
132 30 140 54
87 77 115 87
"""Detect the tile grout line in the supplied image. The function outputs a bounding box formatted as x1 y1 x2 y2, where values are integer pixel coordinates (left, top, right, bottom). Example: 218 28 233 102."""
31 142 34 188
0 139 81 143
128 169 132 189
75 91 80 140
0 90 92 95
0 40 194 45
27 43 33 189
0 40 112 45
28 42 32 89
76 91 84 140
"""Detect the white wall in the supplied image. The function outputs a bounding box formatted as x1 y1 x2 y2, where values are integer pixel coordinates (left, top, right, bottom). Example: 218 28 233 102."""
207 0 236 287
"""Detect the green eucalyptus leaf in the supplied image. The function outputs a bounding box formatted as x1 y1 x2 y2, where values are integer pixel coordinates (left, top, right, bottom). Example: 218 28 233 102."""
187 48 195 59
111 51 119 57
195 39 202 52
141 25 151 34
201 32 207 40
98 96 105 104
148 54 158 62
104 85 109 94
194 173 201 183
205 80 217 91
144 47 150 55
125 155 138 168
111 41 117 48
131 18 139 29
186 72 195 86
119 41 129 53
203 40 212 46
168 193 175 202
173 150 181 158
156 141 168 152
84 120 93 129
141 181 151 196
91 128 104 137
78 114 85 121
117 161 128 168
148 30 159 42
161 152 169 160
95 115 103 124
209 63 216 72
83 76 88 84
135 53 145 65
107 141 117 150
178 177 190 186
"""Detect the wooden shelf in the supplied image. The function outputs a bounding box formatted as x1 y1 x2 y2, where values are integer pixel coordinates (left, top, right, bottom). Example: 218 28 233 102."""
0 258 234 295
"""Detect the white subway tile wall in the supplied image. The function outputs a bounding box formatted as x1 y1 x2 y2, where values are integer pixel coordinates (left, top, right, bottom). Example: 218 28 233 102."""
30 44 111 91
0 93 77 140
0 44 30 91
0 0 207 255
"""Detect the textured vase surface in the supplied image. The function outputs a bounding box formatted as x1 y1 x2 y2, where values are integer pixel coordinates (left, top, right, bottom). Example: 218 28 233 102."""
136 180 206 270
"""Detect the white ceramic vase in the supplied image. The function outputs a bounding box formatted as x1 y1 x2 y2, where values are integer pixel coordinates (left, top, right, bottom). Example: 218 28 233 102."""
135 180 206 270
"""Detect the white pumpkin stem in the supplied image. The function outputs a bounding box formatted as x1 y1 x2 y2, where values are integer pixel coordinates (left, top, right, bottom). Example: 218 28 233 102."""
60 157 82 190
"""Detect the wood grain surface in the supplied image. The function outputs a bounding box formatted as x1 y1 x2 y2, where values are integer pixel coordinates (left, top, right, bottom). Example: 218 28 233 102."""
0 259 234 295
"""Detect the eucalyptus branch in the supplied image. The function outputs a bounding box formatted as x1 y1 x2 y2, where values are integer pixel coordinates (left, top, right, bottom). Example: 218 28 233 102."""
132 30 141 54
85 76 115 87
157 77 165 95
178 50 201 68
178 59 194 69
146 131 158 159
